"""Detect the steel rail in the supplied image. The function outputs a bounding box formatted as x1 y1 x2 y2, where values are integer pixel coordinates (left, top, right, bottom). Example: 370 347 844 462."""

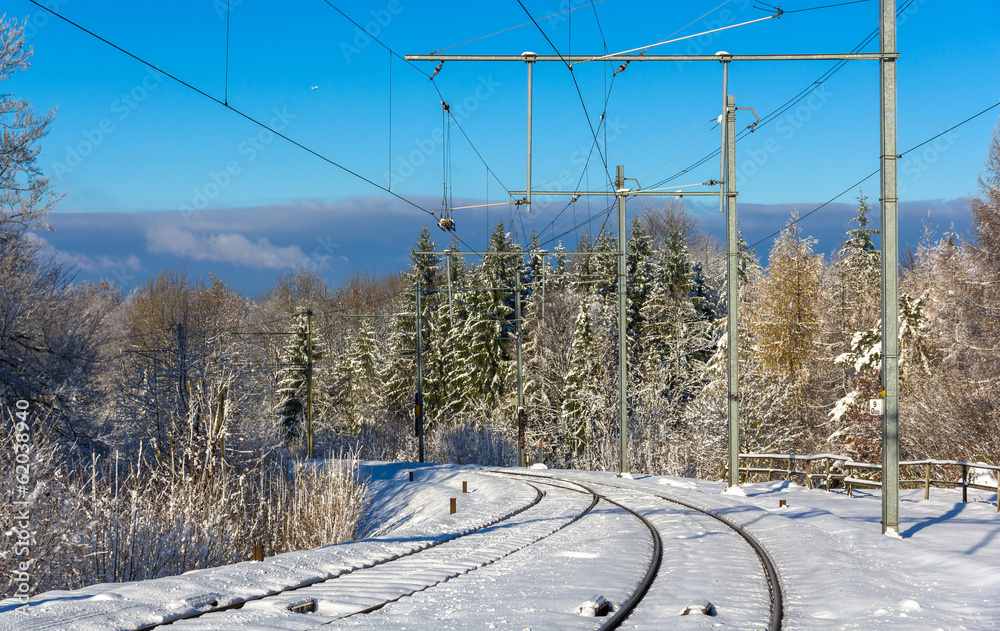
495 472 663 630
339 481 601 620
134 480 548 630
555 474 784 631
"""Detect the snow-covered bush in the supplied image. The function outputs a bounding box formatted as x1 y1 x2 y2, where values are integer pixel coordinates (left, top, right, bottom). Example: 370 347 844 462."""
429 419 516 467
0 411 368 597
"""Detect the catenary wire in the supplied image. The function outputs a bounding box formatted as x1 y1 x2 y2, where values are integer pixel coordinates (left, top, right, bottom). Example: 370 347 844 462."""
646 0 917 192
428 1 608 55
782 0 873 14
748 99 1000 249
27 0 439 221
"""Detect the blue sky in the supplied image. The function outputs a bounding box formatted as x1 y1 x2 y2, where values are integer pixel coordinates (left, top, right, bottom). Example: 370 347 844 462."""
7 0 1000 294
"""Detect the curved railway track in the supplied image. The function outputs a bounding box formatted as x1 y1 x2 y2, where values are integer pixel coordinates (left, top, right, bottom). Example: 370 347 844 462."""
497 475 665 631
509 471 784 631
15 467 781 630
148 473 668 631
133 477 599 630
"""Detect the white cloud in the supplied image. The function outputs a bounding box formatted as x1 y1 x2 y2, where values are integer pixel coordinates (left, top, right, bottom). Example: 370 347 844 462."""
145 225 315 270
25 231 142 274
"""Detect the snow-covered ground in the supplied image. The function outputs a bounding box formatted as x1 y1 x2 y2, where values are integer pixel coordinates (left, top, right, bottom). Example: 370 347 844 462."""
2 462 998 630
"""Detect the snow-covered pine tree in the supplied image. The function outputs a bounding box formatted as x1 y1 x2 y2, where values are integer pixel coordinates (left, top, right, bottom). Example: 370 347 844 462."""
832 194 881 356
638 228 712 407
346 317 383 431
561 297 599 462
384 227 442 418
592 226 618 302
452 265 516 416
552 241 568 290
274 309 325 442
627 217 655 360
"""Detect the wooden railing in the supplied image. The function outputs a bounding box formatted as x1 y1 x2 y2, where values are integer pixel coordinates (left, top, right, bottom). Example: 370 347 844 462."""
738 453 1000 512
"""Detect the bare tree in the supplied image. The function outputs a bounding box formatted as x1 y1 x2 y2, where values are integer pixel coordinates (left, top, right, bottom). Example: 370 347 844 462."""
0 15 62 230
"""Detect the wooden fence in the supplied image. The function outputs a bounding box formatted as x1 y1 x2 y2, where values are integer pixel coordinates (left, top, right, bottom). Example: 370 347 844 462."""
738 453 1000 512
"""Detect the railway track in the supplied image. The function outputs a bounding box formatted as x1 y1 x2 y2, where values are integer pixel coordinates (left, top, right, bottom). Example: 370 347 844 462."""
510 471 784 631
133 476 606 630
141 473 668 630
12 467 781 630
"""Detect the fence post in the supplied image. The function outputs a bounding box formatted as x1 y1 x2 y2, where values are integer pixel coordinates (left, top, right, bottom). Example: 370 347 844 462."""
806 459 813 489
996 471 999 513
787 456 793 482
924 462 931 500
962 464 968 503
825 457 832 492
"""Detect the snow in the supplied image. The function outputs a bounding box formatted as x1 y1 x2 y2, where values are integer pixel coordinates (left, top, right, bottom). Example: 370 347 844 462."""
2 463 999 630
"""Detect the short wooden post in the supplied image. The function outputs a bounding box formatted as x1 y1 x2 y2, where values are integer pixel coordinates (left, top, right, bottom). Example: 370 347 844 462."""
462 480 468 493
253 545 264 562
962 464 968 503
806 459 813 489
779 499 787 508
924 463 931 500
450 497 457 514
409 471 414 482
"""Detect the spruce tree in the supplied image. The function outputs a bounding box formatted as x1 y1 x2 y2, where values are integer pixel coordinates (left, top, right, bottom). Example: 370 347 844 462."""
833 194 881 343
346 318 382 431
627 218 654 357
561 298 598 460
274 309 325 442
453 266 515 415
385 226 442 419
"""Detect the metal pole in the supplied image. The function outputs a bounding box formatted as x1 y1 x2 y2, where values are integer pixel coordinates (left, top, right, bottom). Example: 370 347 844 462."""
524 52 535 213
718 57 729 215
616 165 628 475
880 0 900 537
415 287 424 463
516 270 525 467
725 95 740 489
306 309 314 459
